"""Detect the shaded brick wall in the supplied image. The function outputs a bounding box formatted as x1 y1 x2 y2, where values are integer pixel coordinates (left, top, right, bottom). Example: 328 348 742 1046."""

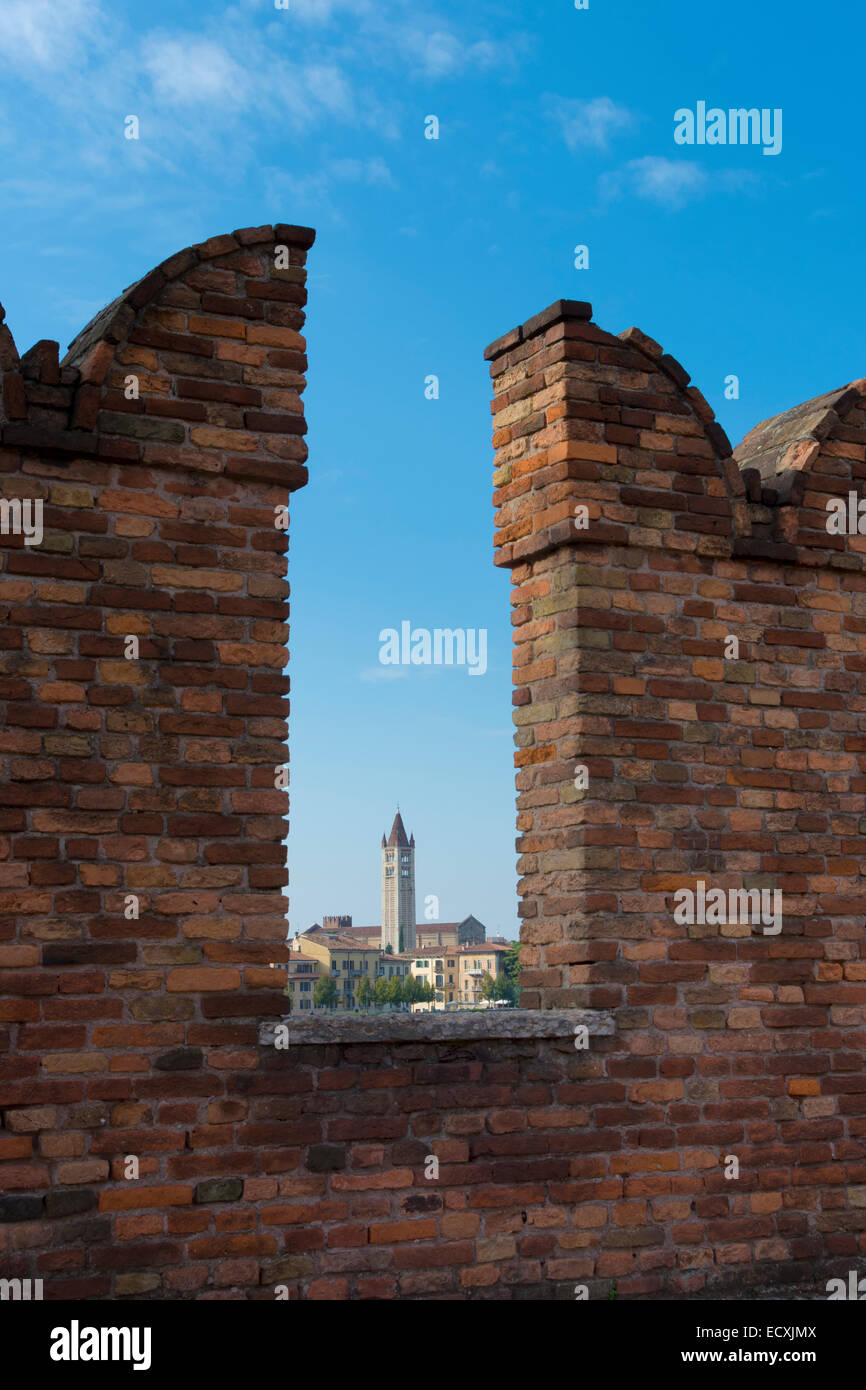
0 226 314 1297
487 299 866 1288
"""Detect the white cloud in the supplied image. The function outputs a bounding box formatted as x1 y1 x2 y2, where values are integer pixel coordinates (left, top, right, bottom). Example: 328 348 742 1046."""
599 157 706 208
395 27 514 78
144 39 250 108
598 157 759 209
266 155 395 212
549 96 636 152
282 0 375 21
297 63 354 121
0 0 102 69
140 34 356 133
0 0 526 222
279 0 521 76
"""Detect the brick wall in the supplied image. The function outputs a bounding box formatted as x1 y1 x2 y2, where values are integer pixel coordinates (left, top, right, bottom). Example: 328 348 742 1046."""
486 299 866 1289
0 255 863 1300
0 225 316 1297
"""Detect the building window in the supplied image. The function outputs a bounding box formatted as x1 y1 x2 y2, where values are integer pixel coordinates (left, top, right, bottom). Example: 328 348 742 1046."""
385 869 394 878
401 869 409 877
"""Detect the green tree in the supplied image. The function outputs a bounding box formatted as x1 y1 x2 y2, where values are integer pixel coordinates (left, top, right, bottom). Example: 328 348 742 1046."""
495 972 518 1003
384 943 393 955
479 970 497 1001
403 974 424 1005
357 976 372 1009
480 961 519 1005
313 974 338 1010
373 975 389 1006
385 975 404 1007
502 942 522 1004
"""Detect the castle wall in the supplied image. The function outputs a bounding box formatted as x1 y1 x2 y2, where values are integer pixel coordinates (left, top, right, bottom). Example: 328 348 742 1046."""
0 263 862 1300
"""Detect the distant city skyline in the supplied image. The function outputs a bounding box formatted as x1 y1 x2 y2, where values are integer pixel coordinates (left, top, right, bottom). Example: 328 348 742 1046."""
287 804 519 942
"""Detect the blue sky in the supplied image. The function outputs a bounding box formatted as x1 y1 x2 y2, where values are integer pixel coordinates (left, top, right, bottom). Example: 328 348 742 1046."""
2 0 863 939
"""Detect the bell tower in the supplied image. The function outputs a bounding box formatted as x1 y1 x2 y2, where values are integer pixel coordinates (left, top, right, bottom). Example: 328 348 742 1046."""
381 809 416 954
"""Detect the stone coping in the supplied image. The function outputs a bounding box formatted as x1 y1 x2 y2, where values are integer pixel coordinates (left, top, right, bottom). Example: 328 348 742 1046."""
259 1008 614 1047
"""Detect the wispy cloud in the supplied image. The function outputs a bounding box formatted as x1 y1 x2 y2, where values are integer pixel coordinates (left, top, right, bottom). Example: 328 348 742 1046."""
598 157 758 209
599 156 706 207
0 0 527 230
548 96 636 153
140 31 356 131
266 155 395 214
0 0 103 69
359 665 410 682
276 0 375 22
143 39 251 108
395 27 519 78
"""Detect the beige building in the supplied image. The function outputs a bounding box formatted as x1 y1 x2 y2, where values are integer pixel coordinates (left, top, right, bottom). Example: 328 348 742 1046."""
275 932 512 1011
268 952 322 1011
297 925 412 1009
299 928 381 1010
409 950 456 1004
410 940 511 1006
456 942 510 1003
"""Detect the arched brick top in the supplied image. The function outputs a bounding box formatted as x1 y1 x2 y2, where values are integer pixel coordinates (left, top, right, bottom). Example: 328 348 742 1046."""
487 301 866 570
0 223 315 492
733 380 866 502
486 300 749 569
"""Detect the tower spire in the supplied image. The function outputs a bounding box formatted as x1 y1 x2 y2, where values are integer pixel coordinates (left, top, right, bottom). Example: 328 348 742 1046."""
381 807 416 954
